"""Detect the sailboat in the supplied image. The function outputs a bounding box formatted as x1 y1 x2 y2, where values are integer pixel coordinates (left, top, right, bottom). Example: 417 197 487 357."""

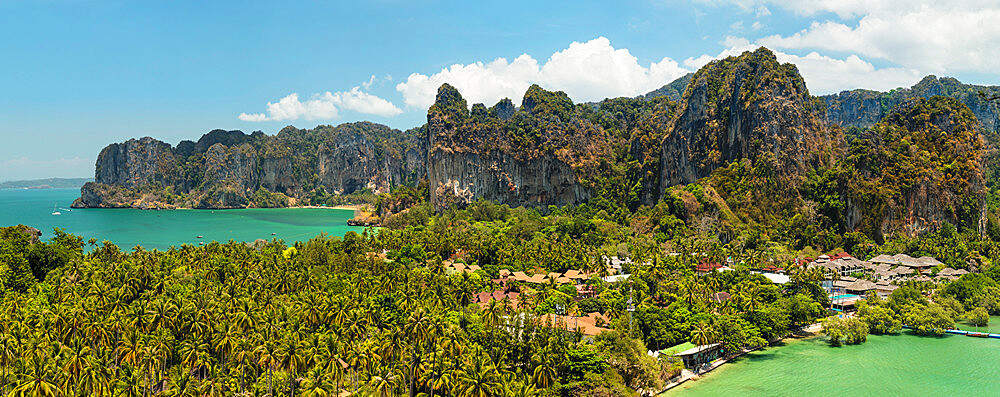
51 203 61 216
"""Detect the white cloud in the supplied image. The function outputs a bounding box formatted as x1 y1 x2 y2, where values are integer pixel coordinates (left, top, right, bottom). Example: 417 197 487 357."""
239 87 402 122
759 5 1000 74
325 87 403 117
684 37 920 94
698 1 1000 74
237 112 268 122
776 52 920 94
395 37 690 109
360 75 377 90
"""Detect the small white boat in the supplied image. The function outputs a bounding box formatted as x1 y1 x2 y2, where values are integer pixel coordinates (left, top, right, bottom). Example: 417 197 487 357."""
51 204 61 216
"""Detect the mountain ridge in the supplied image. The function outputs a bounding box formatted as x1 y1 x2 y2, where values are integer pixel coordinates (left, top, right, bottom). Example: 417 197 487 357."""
73 47 996 240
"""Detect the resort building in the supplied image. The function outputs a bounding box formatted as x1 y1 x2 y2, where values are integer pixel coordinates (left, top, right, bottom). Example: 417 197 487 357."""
805 254 871 277
672 343 723 369
870 254 941 271
695 262 733 276
875 282 898 298
844 279 876 295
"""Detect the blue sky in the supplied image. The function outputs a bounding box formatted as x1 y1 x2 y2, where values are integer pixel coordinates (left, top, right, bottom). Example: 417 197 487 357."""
2 0 998 181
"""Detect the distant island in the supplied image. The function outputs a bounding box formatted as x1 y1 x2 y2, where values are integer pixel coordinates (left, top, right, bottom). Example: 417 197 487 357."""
0 177 92 190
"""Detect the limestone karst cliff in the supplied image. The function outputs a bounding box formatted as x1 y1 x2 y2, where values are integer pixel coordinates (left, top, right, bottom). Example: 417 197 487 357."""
74 47 996 241
822 75 1000 131
426 84 595 210
74 123 425 209
660 48 838 189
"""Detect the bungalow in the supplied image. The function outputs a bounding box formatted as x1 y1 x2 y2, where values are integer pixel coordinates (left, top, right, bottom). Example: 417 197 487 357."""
673 343 723 369
540 313 611 337
576 284 596 298
806 256 869 277
870 254 898 266
527 274 547 284
875 282 898 298
845 279 877 295
761 273 790 284
761 265 785 274
563 269 585 280
938 268 969 277
710 292 731 304
512 272 531 283
696 262 724 276
873 253 941 270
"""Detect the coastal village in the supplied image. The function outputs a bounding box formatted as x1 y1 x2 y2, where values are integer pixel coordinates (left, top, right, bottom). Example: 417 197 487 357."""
416 249 989 391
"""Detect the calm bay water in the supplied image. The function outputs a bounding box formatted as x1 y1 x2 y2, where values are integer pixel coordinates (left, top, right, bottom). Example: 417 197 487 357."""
0 188 366 249
667 317 1000 396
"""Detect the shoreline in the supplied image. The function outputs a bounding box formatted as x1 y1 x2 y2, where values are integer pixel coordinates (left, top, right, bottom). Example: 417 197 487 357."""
296 204 368 210
659 322 824 394
72 204 367 211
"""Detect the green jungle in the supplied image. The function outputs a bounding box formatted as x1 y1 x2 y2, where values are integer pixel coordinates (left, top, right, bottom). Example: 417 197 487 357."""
4 48 1000 396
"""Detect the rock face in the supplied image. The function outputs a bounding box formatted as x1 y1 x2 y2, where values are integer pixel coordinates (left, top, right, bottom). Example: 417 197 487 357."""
75 123 426 209
823 75 1000 131
318 132 384 194
844 96 986 239
661 48 835 189
94 137 182 189
428 151 588 210
425 84 596 210
643 73 694 102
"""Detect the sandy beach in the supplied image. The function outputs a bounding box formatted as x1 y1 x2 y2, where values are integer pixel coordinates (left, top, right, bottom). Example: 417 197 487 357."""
295 204 368 211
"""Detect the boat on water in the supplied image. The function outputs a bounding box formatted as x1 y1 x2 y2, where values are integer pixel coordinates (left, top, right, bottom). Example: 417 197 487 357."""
271 232 276 235
51 203 61 216
196 235 203 238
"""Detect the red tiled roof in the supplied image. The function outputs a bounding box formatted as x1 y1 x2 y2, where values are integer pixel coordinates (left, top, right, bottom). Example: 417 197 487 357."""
696 262 723 272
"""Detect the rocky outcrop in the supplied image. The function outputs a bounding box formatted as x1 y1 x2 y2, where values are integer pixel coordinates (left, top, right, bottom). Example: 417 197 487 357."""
843 96 986 239
318 133 384 194
823 75 1000 131
661 48 836 189
428 151 589 210
77 123 426 209
425 84 599 210
643 73 694 102
94 137 182 188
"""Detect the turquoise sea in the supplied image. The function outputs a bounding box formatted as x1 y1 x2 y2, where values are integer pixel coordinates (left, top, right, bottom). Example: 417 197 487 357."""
666 316 1000 396
0 188 366 249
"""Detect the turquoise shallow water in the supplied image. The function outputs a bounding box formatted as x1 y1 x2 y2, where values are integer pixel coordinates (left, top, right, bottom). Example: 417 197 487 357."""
0 188 366 249
666 317 1000 396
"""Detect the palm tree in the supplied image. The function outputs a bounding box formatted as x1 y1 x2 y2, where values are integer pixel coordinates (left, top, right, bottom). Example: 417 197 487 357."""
531 358 556 390
367 369 400 397
255 341 278 397
691 321 717 372
457 354 502 397
11 355 62 397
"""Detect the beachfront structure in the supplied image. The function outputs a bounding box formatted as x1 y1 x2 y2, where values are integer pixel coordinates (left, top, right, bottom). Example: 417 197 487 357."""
672 343 723 369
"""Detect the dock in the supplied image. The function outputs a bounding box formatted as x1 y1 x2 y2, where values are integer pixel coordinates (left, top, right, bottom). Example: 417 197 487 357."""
901 325 1000 339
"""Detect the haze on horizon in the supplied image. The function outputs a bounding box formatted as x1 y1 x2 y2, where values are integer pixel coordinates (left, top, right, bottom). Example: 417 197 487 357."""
2 0 999 181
